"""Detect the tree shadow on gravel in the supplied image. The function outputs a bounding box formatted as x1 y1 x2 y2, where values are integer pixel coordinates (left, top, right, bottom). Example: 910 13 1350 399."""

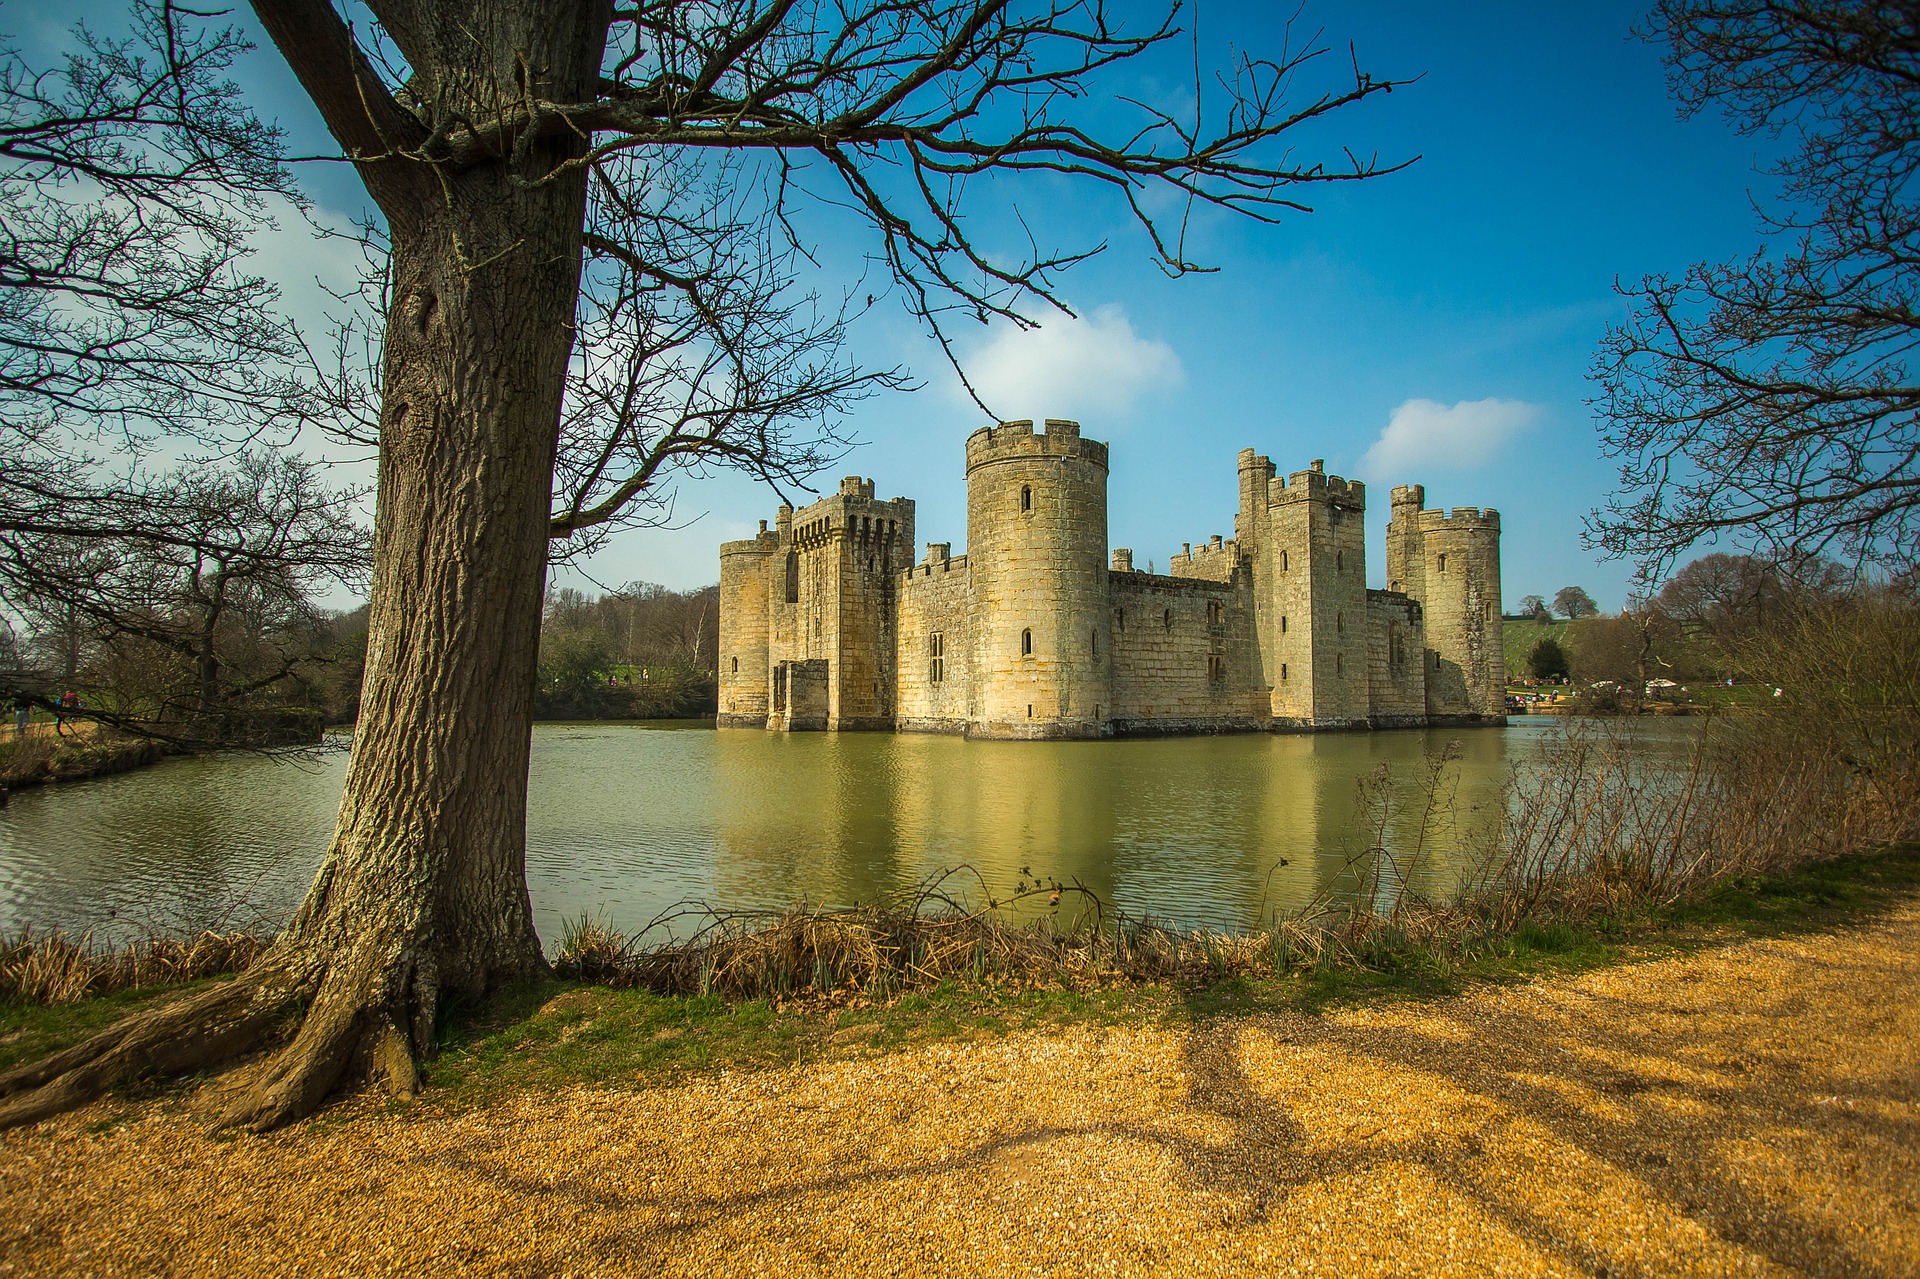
1152 937 1918 1279
326 917 1917 1278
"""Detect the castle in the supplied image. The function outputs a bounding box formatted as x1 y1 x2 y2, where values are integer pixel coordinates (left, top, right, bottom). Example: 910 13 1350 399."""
718 419 1504 738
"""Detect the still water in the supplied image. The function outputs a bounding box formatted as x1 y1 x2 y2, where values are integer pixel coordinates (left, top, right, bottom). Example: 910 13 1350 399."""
0 719 1643 946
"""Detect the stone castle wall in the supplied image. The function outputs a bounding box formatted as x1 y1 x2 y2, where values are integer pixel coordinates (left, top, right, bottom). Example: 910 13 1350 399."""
722 423 1504 738
1265 463 1370 729
1365 589 1426 726
1167 534 1240 583
1106 570 1264 732
1386 489 1504 723
717 523 778 727
895 545 972 733
770 478 913 731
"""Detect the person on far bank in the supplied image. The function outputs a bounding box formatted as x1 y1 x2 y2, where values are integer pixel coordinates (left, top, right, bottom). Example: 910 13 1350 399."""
10 697 26 735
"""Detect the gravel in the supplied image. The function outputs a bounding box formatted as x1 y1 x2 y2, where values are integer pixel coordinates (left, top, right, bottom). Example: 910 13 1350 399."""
4 905 1916 1277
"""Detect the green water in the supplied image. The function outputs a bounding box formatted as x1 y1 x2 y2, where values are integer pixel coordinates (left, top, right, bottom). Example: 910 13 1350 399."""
0 718 1672 947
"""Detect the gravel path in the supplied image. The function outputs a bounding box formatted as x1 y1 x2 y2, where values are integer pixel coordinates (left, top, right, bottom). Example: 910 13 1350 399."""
4 906 1917 1278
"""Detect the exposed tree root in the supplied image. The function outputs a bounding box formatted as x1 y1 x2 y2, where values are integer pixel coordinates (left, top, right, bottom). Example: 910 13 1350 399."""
216 944 435 1132
0 939 467 1134
0 967 304 1130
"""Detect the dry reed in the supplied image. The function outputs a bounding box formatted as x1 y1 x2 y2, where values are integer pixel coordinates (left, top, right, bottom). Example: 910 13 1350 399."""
0 929 268 1006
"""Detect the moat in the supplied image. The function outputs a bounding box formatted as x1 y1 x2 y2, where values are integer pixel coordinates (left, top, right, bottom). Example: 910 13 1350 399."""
0 719 1687 944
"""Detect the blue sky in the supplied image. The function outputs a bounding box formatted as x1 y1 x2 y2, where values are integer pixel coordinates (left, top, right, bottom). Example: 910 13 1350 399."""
75 0 1784 611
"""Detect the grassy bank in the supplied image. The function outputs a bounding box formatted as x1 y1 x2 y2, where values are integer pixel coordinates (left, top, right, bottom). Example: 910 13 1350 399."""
0 728 167 791
369 842 1920 1109
5 845 1916 1110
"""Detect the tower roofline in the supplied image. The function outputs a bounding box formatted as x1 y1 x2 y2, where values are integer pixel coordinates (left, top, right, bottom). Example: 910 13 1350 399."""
965 418 1109 472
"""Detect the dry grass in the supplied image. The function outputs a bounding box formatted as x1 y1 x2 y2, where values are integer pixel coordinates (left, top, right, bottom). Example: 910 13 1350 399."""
0 929 268 1006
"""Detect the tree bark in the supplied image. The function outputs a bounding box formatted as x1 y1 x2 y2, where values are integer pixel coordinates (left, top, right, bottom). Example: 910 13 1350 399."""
1 0 609 1132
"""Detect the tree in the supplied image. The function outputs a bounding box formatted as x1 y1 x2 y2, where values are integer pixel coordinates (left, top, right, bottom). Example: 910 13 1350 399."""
1526 636 1570 682
1590 1 1920 578
1653 552 1848 647
0 2 308 548
1554 586 1599 619
1 453 369 740
1518 593 1548 622
0 0 1410 1130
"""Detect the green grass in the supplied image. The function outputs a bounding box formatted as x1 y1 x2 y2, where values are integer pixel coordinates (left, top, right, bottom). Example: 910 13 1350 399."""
414 844 1920 1107
420 975 1156 1111
0 980 218 1074
1504 618 1574 679
7 846 1917 1114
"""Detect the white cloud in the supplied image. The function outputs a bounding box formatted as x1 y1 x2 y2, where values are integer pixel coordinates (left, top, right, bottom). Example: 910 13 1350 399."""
955 304 1184 422
1359 397 1541 479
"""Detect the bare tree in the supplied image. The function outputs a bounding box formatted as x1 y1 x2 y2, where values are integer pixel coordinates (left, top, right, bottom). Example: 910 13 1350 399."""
0 0 1411 1130
0 452 369 738
1652 550 1850 650
1590 1 1920 577
0 1 313 548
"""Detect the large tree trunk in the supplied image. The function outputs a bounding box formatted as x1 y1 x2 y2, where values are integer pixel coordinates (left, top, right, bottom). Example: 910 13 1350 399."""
1 0 607 1132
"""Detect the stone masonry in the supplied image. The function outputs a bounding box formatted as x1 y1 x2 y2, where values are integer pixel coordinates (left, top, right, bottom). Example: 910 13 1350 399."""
719 420 1504 737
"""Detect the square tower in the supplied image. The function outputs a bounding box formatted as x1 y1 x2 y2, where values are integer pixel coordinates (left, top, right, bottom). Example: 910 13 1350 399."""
764 476 914 730
1259 461 1370 728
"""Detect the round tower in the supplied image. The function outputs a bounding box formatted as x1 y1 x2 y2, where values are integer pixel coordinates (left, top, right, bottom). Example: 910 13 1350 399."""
1416 507 1504 723
963 419 1111 738
717 521 778 727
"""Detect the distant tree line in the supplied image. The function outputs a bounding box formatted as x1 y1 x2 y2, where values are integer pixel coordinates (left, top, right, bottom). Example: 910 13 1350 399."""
536 583 719 720
1512 553 1903 713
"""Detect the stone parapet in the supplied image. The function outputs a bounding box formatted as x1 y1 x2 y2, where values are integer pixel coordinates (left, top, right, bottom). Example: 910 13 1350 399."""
964 419 1110 474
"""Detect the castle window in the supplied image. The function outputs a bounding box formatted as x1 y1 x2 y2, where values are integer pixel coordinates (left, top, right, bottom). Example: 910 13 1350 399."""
731 657 739 674
1027 704 1034 718
929 631 945 683
1281 662 1288 681
1207 600 1223 626
785 550 800 603
1433 651 1441 670
1116 608 1125 631
1336 551 1344 572
1091 629 1099 659
1336 611 1344 634
1336 653 1344 676
1281 615 1288 634
1021 628 1032 657
1020 485 1032 513
1280 550 1289 572
1207 655 1225 684
1437 553 1447 573
1163 608 1173 632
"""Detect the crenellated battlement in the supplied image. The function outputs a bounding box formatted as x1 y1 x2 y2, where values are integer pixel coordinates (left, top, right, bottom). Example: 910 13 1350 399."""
1267 459 1366 511
1168 533 1241 582
720 519 780 558
1414 505 1501 533
964 418 1109 473
785 481 913 551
